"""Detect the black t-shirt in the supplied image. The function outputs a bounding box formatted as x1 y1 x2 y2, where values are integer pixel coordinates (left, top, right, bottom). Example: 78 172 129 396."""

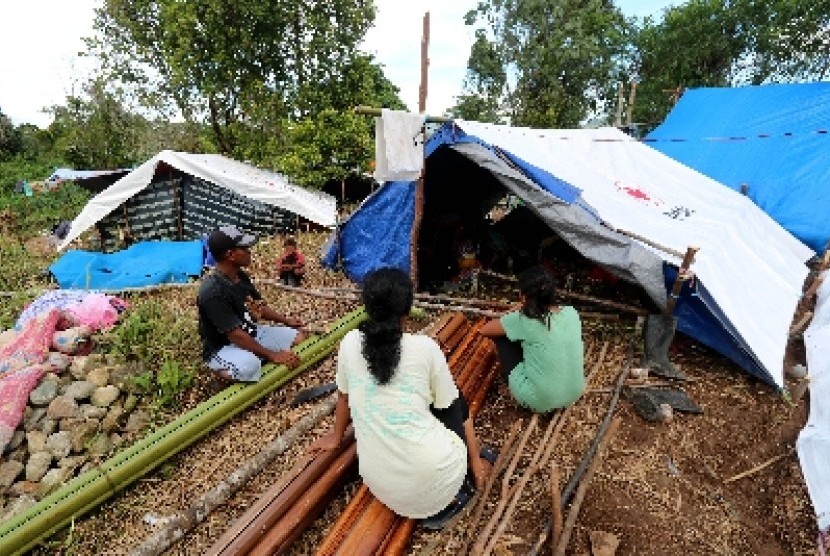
197 270 262 360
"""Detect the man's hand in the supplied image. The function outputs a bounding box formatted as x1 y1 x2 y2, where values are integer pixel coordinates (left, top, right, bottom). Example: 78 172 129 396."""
281 316 304 328
270 350 300 369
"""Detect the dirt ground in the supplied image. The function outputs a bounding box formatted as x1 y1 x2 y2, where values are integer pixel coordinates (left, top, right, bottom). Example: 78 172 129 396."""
29 231 817 555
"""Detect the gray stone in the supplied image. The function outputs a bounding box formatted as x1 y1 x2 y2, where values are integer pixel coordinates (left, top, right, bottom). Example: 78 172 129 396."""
91 385 120 408
8 481 40 497
125 410 149 433
101 406 124 432
110 432 124 448
38 468 70 497
59 417 84 432
46 431 72 459
46 352 72 373
58 455 88 473
6 447 26 463
89 434 111 455
25 452 52 481
7 430 25 452
39 417 57 436
3 494 37 520
64 381 96 401
29 380 59 406
23 408 46 432
80 404 107 420
85 367 110 388
70 420 99 453
110 363 144 391
69 355 90 380
123 393 138 413
0 461 24 488
26 430 47 453
47 396 79 420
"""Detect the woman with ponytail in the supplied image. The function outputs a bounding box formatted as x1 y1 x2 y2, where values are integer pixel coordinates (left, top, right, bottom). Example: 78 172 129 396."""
311 267 492 529
480 265 585 413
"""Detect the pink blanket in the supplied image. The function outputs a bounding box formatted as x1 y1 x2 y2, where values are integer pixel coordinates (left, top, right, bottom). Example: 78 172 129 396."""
0 365 47 453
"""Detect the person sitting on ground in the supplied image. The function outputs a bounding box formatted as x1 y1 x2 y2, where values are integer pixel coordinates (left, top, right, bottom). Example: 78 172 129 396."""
198 225 306 383
480 265 585 413
278 236 306 286
310 267 493 529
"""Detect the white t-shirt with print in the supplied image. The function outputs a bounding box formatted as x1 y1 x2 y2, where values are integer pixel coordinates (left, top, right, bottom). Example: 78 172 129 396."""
336 330 467 518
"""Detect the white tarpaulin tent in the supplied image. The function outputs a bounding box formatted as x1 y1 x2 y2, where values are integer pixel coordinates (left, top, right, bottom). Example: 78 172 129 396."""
329 119 813 387
456 122 812 388
798 273 830 532
58 150 337 249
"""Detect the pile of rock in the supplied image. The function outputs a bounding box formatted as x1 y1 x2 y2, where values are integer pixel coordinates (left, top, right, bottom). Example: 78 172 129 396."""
0 354 150 521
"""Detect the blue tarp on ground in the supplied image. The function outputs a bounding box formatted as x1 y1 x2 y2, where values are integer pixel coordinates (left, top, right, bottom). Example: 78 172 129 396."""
49 240 204 290
645 82 830 252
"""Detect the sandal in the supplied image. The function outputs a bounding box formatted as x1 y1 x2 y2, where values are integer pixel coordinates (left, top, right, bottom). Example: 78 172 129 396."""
480 446 498 465
420 488 472 531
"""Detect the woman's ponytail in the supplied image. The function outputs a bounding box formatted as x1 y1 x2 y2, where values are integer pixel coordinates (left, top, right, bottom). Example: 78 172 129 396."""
359 267 413 385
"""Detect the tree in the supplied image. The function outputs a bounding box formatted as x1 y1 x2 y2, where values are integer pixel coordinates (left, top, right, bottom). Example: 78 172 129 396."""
48 78 147 169
88 0 377 154
449 30 507 122
632 0 830 125
461 0 632 128
0 108 21 161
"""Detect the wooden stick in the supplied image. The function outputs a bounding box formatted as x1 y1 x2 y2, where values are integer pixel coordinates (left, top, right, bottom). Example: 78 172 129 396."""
483 413 563 555
553 417 622 556
557 289 648 316
550 462 563 550
472 415 538 554
460 419 523 554
803 275 824 299
614 228 685 259
789 311 814 337
724 450 793 484
666 246 699 314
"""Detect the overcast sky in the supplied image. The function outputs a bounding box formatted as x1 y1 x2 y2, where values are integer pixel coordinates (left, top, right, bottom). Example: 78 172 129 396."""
0 0 680 128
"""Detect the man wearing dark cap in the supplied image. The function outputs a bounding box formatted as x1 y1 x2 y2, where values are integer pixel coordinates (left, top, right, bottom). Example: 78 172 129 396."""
198 225 305 382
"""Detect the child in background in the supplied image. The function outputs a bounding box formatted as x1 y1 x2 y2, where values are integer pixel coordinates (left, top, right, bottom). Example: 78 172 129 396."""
278 236 306 286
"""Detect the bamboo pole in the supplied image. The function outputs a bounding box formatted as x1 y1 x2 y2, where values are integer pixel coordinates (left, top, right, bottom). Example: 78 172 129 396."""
315 486 373 556
0 308 367 556
129 395 338 556
553 418 622 556
550 462 563 550
331 498 397 555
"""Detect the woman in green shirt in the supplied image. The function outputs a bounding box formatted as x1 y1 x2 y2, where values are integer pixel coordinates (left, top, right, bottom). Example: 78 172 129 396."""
480 265 585 413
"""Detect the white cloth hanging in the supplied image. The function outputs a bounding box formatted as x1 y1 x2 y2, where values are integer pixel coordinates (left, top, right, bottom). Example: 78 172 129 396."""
374 109 426 182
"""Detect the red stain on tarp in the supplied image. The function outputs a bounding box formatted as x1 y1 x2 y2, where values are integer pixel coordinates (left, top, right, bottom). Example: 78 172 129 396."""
622 187 650 201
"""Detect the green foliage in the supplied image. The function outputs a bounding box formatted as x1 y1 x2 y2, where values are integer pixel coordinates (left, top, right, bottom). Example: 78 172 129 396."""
103 297 200 407
131 359 194 407
461 0 632 128
274 110 374 188
90 0 378 154
49 78 149 169
0 108 21 160
449 30 507 122
0 180 90 235
632 0 830 125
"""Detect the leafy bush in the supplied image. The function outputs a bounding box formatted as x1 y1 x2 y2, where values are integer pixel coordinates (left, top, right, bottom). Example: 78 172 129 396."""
0 180 89 236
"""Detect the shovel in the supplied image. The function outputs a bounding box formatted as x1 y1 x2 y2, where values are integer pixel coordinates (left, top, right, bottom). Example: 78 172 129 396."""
291 382 337 406
643 246 699 380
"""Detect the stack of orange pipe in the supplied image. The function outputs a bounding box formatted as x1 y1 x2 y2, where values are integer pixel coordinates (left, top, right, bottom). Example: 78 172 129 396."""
207 313 499 556
315 314 499 555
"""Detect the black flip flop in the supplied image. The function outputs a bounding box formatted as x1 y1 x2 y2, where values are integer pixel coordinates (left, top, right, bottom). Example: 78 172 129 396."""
420 488 473 531
480 446 498 465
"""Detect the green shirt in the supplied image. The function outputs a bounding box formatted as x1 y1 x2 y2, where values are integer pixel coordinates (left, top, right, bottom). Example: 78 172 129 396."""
501 306 585 413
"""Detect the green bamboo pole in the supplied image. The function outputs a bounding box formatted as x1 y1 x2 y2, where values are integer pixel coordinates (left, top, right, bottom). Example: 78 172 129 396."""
0 307 366 556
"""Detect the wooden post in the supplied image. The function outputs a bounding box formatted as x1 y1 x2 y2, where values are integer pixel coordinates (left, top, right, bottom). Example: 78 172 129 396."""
614 83 625 128
626 81 638 127
665 246 699 315
550 462 563 551
410 11 430 289
418 12 430 113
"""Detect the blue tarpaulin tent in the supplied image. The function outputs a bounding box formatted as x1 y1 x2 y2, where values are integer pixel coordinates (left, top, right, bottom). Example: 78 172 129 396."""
323 119 810 387
645 82 830 252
